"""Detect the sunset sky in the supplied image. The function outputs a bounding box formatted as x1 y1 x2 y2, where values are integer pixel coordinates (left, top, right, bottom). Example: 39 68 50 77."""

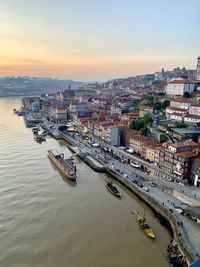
0 0 199 81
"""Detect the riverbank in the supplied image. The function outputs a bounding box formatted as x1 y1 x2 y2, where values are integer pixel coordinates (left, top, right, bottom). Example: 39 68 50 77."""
60 131 198 266
106 167 194 266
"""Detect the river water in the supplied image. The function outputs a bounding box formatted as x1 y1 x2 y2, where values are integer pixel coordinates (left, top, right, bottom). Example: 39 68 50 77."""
0 97 172 267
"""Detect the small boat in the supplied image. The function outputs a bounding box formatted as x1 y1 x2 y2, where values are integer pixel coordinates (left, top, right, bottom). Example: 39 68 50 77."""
136 212 155 239
105 180 121 197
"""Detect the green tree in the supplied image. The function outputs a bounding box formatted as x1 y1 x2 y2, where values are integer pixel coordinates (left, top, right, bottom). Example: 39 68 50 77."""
161 100 170 109
132 120 144 130
159 134 168 143
153 101 162 111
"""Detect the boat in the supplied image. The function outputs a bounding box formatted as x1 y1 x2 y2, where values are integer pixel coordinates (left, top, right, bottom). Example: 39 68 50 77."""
48 149 77 181
34 134 46 142
136 212 155 239
105 180 121 197
32 127 39 134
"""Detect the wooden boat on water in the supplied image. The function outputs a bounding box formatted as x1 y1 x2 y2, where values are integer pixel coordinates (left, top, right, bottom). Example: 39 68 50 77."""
136 212 155 239
105 180 121 198
48 149 77 181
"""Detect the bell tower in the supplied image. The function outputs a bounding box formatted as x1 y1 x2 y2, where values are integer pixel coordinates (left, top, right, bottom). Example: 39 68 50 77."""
196 56 200 80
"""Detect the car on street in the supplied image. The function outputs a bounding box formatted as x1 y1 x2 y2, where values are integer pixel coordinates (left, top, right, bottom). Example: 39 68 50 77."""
142 187 149 192
148 181 156 187
137 183 143 188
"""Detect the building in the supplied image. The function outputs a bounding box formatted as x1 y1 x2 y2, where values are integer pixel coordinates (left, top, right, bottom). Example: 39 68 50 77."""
184 115 200 124
93 122 121 146
166 99 200 123
171 128 200 141
107 127 121 146
166 78 195 96
50 105 68 122
139 106 153 118
196 56 200 81
56 89 74 104
155 141 200 183
170 99 192 110
22 97 41 111
189 104 200 117
166 106 188 116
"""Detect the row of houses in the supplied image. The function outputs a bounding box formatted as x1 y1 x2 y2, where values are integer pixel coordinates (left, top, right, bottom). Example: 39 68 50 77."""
166 99 200 123
119 127 200 183
155 141 200 183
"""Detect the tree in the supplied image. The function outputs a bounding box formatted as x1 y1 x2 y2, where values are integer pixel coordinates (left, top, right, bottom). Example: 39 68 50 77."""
159 134 168 143
153 102 162 112
132 120 144 130
161 100 170 109
183 92 190 98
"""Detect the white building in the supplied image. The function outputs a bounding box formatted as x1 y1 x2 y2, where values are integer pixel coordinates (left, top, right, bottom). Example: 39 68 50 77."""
166 106 188 115
184 115 200 123
189 104 200 117
170 99 192 110
170 113 184 121
166 78 195 96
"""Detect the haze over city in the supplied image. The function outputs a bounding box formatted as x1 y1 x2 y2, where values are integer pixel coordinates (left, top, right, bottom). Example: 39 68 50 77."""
0 0 200 81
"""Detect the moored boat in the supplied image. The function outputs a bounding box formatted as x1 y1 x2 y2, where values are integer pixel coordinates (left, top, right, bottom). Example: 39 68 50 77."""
136 212 155 239
105 180 121 197
48 149 77 181
34 134 46 142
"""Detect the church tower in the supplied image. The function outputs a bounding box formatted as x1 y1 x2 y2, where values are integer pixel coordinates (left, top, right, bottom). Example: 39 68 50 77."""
196 56 200 80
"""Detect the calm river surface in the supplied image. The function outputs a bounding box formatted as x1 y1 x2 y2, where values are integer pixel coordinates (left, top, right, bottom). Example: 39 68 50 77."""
0 98 172 267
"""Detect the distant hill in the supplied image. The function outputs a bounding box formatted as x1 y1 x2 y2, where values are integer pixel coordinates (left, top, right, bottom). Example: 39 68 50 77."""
0 76 82 97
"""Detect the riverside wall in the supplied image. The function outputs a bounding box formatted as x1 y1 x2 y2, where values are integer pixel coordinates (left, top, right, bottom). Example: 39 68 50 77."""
106 167 197 265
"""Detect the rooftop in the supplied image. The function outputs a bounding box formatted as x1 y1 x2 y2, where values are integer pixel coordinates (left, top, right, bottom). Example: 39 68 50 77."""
169 141 200 149
170 98 192 103
172 128 200 134
166 106 188 112
168 79 194 84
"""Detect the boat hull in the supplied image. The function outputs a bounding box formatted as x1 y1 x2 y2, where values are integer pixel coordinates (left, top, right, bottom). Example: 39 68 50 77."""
106 183 121 198
136 213 155 239
48 150 77 181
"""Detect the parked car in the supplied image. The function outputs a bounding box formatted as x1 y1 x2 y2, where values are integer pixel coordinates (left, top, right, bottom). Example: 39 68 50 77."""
148 181 156 187
142 187 149 192
132 180 138 184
